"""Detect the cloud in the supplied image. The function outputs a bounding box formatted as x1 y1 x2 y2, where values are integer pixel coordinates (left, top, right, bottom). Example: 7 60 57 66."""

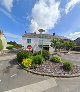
4 31 21 39
65 0 80 14
67 32 80 40
0 0 13 12
63 16 80 39
30 0 61 33
0 8 19 24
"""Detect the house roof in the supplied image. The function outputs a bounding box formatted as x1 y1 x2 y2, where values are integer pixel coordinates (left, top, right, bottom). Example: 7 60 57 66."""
22 33 53 39
22 33 68 39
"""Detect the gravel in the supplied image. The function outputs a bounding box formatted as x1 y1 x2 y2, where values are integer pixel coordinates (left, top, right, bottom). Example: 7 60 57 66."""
31 61 80 75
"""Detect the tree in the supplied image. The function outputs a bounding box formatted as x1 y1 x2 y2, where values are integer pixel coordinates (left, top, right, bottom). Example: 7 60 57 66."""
51 38 63 52
7 41 17 46
63 41 76 51
68 41 76 51
0 39 3 50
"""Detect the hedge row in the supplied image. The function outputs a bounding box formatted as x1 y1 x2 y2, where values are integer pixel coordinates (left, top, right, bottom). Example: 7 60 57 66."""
72 46 80 51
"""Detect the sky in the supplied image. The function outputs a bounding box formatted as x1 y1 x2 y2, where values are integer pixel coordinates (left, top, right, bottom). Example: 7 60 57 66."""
0 0 80 43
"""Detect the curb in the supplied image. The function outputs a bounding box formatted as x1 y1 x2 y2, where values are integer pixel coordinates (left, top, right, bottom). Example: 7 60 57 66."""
17 61 80 78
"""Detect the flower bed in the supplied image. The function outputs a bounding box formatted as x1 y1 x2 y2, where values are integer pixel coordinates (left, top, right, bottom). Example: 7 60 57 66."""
17 50 80 77
31 61 80 75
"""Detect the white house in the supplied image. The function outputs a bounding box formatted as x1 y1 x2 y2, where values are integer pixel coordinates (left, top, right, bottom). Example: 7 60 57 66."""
22 32 67 53
22 32 54 53
0 31 7 50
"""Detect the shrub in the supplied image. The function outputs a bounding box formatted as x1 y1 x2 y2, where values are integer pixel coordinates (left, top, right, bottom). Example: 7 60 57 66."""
27 52 33 57
33 50 49 60
17 50 32 63
30 63 38 69
50 56 62 63
32 55 45 65
33 51 40 56
63 62 74 71
6 46 15 50
22 58 32 68
15 45 22 49
41 50 49 60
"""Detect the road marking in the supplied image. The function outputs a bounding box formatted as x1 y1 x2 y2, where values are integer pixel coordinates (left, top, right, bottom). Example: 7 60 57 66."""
5 78 57 92
11 74 17 78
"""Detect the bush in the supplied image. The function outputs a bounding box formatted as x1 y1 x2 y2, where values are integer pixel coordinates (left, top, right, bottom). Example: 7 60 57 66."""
7 45 22 50
41 50 49 60
33 50 49 60
6 46 15 50
17 50 33 63
30 63 38 69
63 62 74 71
50 56 62 63
33 51 40 56
32 55 45 65
27 52 33 57
22 58 32 68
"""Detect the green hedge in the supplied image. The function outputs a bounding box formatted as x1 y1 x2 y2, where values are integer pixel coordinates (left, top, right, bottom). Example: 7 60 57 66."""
50 56 62 63
22 58 32 68
32 55 45 65
17 50 33 63
6 45 22 50
33 50 49 60
63 62 74 71
6 46 15 50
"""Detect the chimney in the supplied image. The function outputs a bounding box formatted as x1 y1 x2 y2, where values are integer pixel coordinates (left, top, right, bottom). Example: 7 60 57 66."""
25 31 26 34
53 33 55 36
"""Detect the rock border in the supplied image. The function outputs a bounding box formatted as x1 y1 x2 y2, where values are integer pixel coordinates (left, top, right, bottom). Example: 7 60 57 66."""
17 61 80 78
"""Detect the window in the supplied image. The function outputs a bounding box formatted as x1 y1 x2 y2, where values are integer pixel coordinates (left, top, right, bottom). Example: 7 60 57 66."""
27 39 31 43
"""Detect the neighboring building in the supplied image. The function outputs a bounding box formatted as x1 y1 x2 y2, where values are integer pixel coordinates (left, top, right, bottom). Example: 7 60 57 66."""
22 32 67 53
0 31 7 50
74 38 80 46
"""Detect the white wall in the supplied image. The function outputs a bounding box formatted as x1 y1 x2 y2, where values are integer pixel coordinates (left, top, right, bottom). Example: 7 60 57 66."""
0 34 7 50
22 37 51 50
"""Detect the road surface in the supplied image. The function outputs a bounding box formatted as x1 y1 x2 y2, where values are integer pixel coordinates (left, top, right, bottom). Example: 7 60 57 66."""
0 54 80 92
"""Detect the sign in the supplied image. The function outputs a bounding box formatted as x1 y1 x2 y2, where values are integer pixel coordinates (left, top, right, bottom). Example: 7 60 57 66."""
26 46 33 51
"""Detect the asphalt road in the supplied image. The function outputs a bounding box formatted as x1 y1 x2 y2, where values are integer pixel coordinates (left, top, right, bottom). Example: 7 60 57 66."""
0 54 80 92
61 53 80 65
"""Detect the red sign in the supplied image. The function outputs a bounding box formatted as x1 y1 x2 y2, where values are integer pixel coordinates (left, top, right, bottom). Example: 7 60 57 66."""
26 46 33 51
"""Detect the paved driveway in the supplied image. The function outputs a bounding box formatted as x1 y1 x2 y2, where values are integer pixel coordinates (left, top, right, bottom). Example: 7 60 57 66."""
61 53 80 65
0 54 80 92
